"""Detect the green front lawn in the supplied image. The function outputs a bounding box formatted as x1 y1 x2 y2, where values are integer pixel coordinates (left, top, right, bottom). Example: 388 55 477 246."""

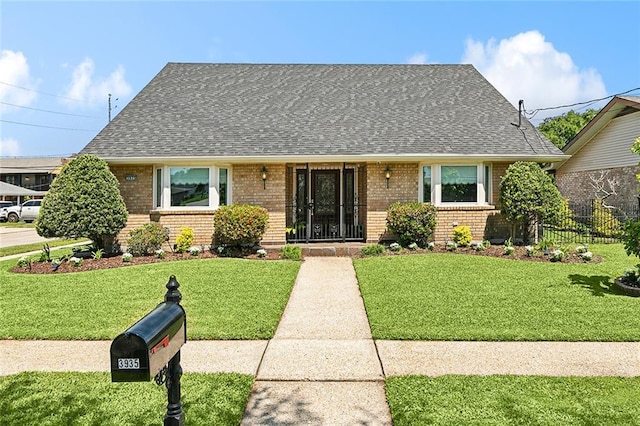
0 372 252 426
386 375 640 425
0 257 300 340
355 244 639 341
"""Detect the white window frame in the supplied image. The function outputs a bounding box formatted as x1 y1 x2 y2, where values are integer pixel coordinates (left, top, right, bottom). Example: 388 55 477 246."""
419 162 492 207
153 165 231 210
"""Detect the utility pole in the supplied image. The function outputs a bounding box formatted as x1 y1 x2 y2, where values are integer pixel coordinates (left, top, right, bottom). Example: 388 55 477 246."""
108 93 118 122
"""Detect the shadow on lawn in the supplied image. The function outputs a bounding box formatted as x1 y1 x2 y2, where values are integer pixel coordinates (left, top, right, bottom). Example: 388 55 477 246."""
568 274 623 297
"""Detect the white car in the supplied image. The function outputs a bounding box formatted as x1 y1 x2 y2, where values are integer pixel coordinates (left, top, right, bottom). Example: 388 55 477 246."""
3 199 42 223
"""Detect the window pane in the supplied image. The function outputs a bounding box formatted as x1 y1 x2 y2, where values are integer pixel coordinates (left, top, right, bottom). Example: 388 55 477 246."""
219 168 228 206
155 169 162 208
422 166 432 203
170 167 209 207
441 166 477 202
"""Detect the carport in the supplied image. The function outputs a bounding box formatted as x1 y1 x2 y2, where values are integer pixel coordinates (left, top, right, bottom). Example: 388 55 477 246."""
0 181 46 205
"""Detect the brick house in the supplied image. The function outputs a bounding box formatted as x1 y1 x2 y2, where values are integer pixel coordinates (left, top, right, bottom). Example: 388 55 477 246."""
554 96 640 209
80 63 566 247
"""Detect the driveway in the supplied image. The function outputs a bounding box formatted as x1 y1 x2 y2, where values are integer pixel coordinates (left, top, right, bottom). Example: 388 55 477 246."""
0 227 58 249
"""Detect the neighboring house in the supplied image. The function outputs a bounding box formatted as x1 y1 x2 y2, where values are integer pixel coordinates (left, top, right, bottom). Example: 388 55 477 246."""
0 156 67 204
554 96 640 209
80 63 567 246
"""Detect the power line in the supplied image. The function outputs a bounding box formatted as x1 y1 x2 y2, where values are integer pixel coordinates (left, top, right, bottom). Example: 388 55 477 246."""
0 119 97 132
0 81 102 105
0 101 100 118
525 87 640 119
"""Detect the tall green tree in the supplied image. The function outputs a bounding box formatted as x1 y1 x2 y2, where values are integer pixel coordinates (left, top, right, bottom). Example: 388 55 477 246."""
499 162 563 243
36 154 128 251
537 109 599 149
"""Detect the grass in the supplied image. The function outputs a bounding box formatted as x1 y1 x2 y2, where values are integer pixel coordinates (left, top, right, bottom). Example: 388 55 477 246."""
386 375 640 425
355 244 640 341
0 256 300 340
0 222 36 228
0 238 88 258
0 371 252 425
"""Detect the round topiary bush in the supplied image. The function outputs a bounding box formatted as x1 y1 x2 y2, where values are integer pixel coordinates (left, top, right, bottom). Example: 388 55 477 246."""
386 201 438 248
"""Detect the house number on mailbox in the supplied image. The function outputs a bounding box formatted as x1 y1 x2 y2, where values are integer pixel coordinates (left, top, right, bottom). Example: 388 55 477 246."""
118 358 140 369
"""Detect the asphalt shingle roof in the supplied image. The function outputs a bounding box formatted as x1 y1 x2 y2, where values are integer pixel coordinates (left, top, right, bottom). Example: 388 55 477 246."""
81 63 563 160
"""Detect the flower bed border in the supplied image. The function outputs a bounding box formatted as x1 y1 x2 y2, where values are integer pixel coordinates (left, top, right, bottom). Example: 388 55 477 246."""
614 277 640 297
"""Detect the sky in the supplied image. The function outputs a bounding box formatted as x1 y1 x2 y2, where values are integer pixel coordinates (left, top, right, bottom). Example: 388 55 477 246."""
1 1 639 158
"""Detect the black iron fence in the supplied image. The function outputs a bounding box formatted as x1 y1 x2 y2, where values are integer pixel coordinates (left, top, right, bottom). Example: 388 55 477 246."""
540 201 639 244
285 204 366 242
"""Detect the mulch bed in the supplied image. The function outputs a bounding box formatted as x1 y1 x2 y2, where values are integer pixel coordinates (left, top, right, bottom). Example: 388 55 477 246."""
354 244 602 264
12 249 282 274
12 243 599 275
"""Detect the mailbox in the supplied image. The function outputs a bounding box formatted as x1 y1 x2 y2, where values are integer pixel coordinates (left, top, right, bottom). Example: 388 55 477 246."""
111 301 186 382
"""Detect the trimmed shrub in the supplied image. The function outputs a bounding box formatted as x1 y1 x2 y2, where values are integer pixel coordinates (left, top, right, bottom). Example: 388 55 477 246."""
386 201 438 248
452 225 472 247
213 205 269 248
361 244 386 256
622 219 640 259
280 244 302 260
126 223 169 256
36 154 128 251
175 227 194 253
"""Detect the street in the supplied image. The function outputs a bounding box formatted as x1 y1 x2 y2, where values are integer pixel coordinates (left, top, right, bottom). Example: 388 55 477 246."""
0 227 58 249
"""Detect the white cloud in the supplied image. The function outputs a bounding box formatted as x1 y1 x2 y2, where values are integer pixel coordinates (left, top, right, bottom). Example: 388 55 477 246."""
61 58 132 108
0 138 21 157
408 53 429 65
462 30 607 119
0 50 38 112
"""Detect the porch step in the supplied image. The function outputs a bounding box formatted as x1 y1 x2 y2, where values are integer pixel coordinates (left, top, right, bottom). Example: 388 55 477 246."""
264 243 366 257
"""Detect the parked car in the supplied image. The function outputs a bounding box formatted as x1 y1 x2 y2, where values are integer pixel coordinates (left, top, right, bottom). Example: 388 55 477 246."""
0 201 14 222
3 199 42 223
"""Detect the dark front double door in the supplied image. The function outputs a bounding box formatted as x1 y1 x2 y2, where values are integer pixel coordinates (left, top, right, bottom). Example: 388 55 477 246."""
292 168 362 241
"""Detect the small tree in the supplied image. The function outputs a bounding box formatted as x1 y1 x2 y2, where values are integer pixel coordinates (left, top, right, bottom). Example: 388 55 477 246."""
36 154 128 251
499 162 563 243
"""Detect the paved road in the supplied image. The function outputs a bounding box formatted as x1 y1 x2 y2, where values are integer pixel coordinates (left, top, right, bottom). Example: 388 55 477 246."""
0 227 58 249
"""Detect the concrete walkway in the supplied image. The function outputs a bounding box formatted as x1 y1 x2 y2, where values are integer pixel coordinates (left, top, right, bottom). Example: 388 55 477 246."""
241 257 391 425
2 257 640 423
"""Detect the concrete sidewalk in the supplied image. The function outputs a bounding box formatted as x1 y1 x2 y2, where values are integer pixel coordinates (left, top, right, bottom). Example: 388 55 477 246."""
2 257 640 424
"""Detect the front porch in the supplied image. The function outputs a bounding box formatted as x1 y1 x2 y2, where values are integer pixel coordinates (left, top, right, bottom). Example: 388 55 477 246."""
284 163 368 243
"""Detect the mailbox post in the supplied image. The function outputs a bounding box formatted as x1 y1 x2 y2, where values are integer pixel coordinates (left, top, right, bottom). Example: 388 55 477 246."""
163 275 184 426
110 275 186 426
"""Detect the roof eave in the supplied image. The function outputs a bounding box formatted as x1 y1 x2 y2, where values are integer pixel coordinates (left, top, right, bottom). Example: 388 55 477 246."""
100 153 570 165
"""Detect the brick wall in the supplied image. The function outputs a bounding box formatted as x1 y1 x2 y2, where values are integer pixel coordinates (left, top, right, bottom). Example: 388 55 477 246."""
110 165 153 214
233 164 287 244
150 210 215 247
556 166 640 206
434 206 509 243
365 162 419 242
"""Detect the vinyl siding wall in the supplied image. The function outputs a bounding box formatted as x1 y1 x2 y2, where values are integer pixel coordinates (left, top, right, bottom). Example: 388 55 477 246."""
560 112 640 173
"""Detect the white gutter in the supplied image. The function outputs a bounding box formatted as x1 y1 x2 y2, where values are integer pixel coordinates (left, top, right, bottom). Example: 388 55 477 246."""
102 153 570 165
